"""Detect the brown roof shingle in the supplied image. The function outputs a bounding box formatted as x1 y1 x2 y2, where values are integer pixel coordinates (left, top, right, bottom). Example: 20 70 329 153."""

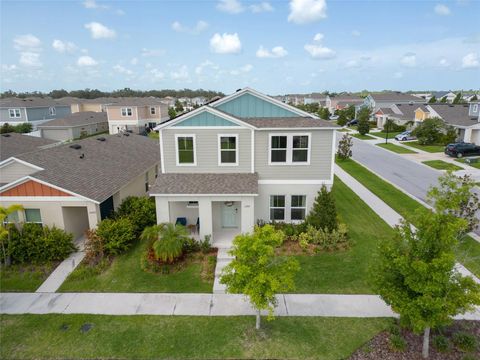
37 112 107 128
0 133 57 161
240 117 338 128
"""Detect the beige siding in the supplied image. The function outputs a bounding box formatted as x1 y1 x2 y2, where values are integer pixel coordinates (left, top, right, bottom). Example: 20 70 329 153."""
254 129 334 180
80 104 104 112
107 106 138 120
112 165 158 209
162 128 252 173
0 161 40 184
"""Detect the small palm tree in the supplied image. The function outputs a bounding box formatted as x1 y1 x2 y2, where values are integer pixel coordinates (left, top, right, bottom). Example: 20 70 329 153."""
141 223 189 263
0 204 24 267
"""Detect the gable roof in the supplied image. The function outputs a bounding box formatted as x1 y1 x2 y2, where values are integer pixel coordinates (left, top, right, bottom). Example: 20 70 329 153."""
0 97 70 108
369 92 425 102
0 133 57 161
241 117 338 129
37 111 107 128
428 104 478 127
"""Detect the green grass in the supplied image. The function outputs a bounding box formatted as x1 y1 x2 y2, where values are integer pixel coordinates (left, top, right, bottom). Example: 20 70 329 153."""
371 131 402 139
0 263 58 292
292 176 395 294
404 141 445 153
337 128 351 132
422 160 463 171
336 158 480 277
59 240 215 293
147 131 159 139
456 158 480 169
0 314 392 360
376 143 417 154
352 133 376 140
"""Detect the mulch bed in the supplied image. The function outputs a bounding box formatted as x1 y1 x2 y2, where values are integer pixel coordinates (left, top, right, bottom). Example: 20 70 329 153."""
350 321 479 360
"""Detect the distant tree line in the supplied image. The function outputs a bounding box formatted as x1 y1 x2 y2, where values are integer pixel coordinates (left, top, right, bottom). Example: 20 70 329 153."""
0 88 224 100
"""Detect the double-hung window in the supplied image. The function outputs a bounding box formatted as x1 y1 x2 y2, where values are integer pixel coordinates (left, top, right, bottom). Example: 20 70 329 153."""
269 133 310 165
150 107 156 115
218 135 238 165
291 195 307 221
25 209 42 224
9 109 21 118
176 135 196 165
121 108 133 116
270 195 285 221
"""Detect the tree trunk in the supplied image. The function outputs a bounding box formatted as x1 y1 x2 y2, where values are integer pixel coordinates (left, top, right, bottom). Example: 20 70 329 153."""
255 310 261 330
422 326 430 359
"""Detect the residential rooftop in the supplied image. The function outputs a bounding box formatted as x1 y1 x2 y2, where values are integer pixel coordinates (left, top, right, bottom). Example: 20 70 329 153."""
0 97 70 108
370 92 425 102
241 116 338 128
429 103 478 127
0 133 57 161
37 111 107 128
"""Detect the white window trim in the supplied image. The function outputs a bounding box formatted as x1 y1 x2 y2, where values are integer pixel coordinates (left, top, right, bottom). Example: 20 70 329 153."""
24 209 42 224
150 106 156 115
269 195 286 222
218 134 239 166
291 195 307 222
473 104 478 113
121 107 133 117
175 134 197 166
8 108 21 118
268 133 311 166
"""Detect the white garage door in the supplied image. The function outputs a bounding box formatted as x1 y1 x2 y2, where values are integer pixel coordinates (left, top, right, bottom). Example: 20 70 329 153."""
471 130 480 145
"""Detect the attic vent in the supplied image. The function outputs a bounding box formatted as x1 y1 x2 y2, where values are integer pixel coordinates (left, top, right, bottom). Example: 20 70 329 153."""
96 137 106 142
69 144 82 150
2 133 11 137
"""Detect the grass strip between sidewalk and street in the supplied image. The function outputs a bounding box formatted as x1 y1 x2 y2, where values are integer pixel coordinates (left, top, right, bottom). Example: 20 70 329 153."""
352 133 376 140
404 141 445 153
422 160 463 171
376 143 417 154
370 131 402 139
336 158 480 278
456 158 480 169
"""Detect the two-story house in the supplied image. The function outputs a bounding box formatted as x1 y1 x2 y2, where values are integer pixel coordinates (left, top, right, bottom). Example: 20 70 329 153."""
0 98 72 129
325 95 363 113
105 98 169 134
150 88 338 245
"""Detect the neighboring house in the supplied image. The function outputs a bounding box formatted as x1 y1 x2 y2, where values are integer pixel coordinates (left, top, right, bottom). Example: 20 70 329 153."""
0 132 57 162
151 87 338 243
57 97 117 113
304 94 327 107
37 112 108 142
0 98 71 128
191 96 207 106
427 91 457 103
0 134 159 239
374 103 428 128
105 98 169 134
325 95 363 113
161 96 176 108
361 92 425 111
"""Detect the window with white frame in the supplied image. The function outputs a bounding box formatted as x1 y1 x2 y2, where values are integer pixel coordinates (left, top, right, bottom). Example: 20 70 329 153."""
24 209 42 224
269 133 310 165
473 104 478 113
121 108 133 116
218 135 238 165
49 107 56 116
150 106 156 115
3 211 19 224
8 109 21 118
176 135 196 165
270 195 285 221
291 195 307 221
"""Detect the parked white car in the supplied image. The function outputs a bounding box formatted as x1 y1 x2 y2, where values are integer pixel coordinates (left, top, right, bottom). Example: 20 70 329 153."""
394 131 416 141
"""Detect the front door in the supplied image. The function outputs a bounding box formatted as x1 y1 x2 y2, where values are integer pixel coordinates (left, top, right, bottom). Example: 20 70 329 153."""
222 203 237 228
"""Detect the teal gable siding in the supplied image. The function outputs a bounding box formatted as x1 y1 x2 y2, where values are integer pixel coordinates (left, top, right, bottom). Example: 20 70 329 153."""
215 93 299 118
173 111 240 127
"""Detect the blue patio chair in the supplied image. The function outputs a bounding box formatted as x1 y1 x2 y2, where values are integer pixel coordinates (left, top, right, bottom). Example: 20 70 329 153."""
175 217 187 226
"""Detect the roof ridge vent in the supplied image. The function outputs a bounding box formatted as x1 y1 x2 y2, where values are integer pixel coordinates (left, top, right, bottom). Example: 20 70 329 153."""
69 144 82 150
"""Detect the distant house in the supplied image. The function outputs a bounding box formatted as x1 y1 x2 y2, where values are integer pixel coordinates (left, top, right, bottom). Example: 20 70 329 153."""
374 103 428 128
37 112 108 141
0 132 57 162
325 95 363 113
57 97 118 113
427 91 457 103
0 98 71 128
0 134 159 239
191 96 207 106
362 92 425 110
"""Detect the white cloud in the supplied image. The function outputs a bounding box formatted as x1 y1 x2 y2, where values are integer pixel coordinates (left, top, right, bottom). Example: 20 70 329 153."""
150 68 165 80
313 33 324 42
462 53 479 68
52 39 77 53
304 44 336 59
250 2 274 13
113 64 133 75
1 64 17 72
19 52 42 67
171 20 208 34
256 45 288 58
352 30 361 37
434 4 451 16
393 71 403 79
230 63 253 75
210 33 242 54
439 58 450 67
288 0 327 24
170 65 189 80
83 0 108 9
217 0 244 14
130 57 138 65
401 53 416 67
14 34 41 51
77 55 98 67
84 22 116 39
141 48 165 57
195 60 219 75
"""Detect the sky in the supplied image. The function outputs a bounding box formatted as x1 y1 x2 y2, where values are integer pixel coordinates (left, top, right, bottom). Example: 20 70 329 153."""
1 0 479 95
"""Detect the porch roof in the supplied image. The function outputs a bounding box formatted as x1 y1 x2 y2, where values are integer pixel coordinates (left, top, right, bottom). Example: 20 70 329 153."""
150 173 258 195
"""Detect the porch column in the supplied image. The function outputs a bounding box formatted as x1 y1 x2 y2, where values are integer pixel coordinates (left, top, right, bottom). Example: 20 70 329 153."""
155 197 170 224
240 197 255 234
198 199 212 239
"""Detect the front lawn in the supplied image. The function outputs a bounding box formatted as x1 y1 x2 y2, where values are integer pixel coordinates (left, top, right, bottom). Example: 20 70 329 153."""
0 314 392 359
336 158 480 278
404 141 445 153
456 158 480 169
291 177 396 294
422 160 463 171
59 239 216 293
0 263 58 292
352 133 376 140
376 143 417 154
370 131 402 139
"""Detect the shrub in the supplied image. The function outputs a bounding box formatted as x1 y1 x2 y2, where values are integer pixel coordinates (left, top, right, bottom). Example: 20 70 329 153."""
200 234 212 254
84 229 105 265
336 134 353 160
306 185 338 231
452 331 477 352
115 196 156 236
96 218 136 256
298 224 349 251
388 323 401 336
432 335 450 353
389 334 407 352
382 123 406 133
141 223 189 264
182 237 200 254
14 123 33 133
412 117 446 145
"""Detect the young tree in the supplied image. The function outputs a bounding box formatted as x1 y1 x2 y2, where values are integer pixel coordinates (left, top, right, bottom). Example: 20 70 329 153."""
318 107 330 120
336 111 348 126
373 210 480 358
440 96 447 103
168 107 177 119
452 93 463 104
306 185 338 231
344 104 355 120
337 133 353 160
0 205 24 266
357 106 370 135
471 94 478 101
221 225 300 329
174 100 184 113
428 95 437 103
411 117 445 145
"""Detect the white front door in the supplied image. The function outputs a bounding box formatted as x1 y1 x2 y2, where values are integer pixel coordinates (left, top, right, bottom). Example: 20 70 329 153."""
222 203 237 228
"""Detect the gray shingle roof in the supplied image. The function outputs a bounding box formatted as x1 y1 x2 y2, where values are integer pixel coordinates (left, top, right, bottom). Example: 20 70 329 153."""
150 173 259 195
370 92 425 102
429 104 478 127
37 112 107 128
241 117 338 128
16 134 160 202
0 97 70 108
0 133 57 161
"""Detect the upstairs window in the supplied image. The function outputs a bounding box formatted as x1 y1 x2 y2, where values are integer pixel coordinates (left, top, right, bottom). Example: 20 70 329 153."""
49 107 56 116
219 135 238 165
270 195 285 221
121 108 133 116
9 109 21 118
291 195 307 221
150 107 156 115
269 133 310 165
292 135 309 162
270 135 287 163
176 135 196 165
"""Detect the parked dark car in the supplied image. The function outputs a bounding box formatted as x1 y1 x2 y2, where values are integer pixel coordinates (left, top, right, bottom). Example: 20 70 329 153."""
347 119 358 126
445 142 480 158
